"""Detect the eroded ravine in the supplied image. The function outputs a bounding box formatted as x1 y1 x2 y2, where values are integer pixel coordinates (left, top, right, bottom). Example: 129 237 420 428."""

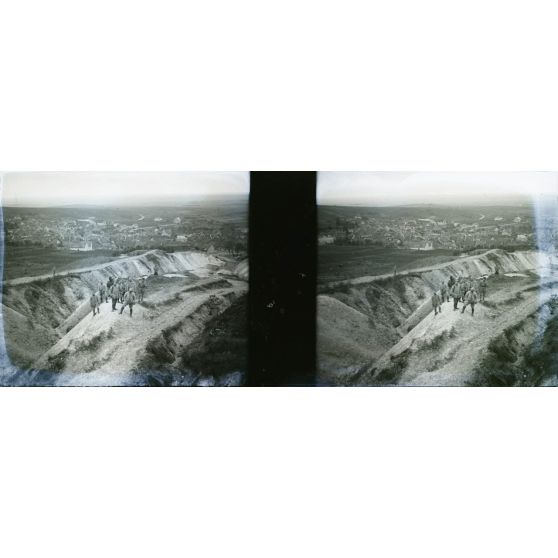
318 249 555 386
0 250 248 385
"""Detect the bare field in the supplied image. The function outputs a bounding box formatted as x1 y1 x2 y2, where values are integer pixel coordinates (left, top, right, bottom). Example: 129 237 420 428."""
2 246 121 281
319 245 456 284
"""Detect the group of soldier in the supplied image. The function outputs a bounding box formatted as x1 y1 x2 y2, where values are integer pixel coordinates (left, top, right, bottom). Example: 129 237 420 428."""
431 275 488 317
90 275 147 318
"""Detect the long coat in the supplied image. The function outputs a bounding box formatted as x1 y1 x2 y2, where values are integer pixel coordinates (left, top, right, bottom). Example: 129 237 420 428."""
89 293 100 308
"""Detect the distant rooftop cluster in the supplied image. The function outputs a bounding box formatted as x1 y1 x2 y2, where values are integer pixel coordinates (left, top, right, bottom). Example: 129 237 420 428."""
319 206 538 252
4 207 248 255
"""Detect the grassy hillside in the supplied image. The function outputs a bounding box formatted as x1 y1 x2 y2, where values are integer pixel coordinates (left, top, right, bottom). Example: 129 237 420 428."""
4 245 121 279
2 246 120 280
319 245 456 284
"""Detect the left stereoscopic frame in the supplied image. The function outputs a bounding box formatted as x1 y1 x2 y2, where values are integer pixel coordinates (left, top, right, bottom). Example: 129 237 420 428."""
0 172 249 386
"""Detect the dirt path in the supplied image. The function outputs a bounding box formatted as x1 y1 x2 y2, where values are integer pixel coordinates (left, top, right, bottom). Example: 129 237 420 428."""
33 279 247 386
363 278 550 386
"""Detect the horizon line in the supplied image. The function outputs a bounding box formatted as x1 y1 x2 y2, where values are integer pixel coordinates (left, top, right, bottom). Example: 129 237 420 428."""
318 200 536 208
1 193 249 208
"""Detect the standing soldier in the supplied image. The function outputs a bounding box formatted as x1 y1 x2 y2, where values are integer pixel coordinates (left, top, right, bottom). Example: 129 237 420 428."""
90 291 100 317
459 277 469 302
448 276 455 290
441 284 449 303
462 278 469 299
450 282 460 310
431 291 442 316
472 277 480 293
119 288 137 317
99 282 107 304
110 282 119 311
138 277 146 303
107 276 114 292
461 288 479 316
119 280 126 304
479 277 487 303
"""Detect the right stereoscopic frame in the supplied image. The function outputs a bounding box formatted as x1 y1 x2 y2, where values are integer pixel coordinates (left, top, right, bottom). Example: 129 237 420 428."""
317 172 558 386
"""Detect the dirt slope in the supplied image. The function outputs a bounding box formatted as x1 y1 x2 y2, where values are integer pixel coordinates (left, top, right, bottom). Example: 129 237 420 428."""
0 250 248 385
324 249 546 289
318 249 555 386
27 281 246 386
4 249 224 286
360 276 548 386
317 296 384 385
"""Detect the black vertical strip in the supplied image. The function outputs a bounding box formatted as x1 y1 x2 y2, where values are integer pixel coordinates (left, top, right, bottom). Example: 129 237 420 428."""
248 172 317 386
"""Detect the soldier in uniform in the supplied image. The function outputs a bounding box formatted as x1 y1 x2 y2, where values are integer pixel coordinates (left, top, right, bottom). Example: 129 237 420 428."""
462 278 469 299
479 277 487 302
441 284 449 303
459 278 467 302
472 277 480 294
454 278 461 302
461 287 479 316
119 288 137 317
110 283 120 311
137 277 146 303
431 291 442 316
99 282 107 304
90 291 100 317
118 280 126 304
450 282 460 310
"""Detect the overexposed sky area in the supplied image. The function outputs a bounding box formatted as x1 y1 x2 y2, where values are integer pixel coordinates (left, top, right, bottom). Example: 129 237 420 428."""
318 172 558 206
1 172 249 206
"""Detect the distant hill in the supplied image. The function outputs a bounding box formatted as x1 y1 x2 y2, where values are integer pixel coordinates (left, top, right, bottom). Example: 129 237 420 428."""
2 193 248 209
3 196 248 224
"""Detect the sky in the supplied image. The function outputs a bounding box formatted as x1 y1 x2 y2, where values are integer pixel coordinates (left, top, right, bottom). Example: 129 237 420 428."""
0 172 249 206
318 172 558 206
5 171 557 207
